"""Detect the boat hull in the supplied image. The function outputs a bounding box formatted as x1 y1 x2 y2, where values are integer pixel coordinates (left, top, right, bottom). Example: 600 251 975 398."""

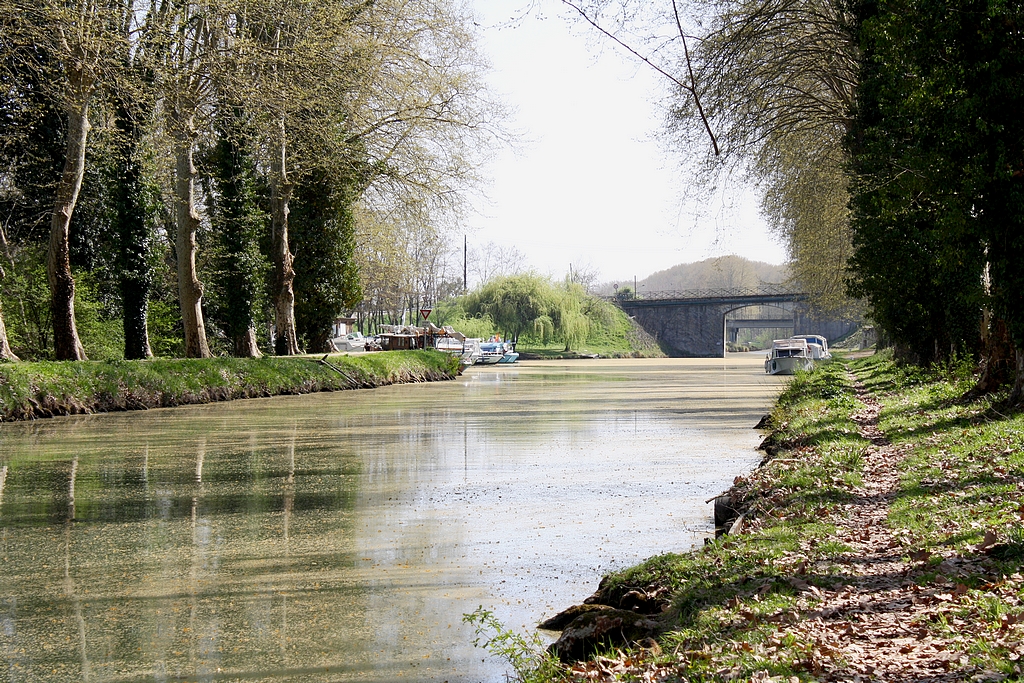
765 356 814 375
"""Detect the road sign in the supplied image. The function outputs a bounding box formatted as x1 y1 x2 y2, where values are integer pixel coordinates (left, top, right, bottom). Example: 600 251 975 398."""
420 308 432 320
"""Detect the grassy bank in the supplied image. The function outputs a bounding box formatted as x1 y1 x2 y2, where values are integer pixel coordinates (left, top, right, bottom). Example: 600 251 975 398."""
516 316 667 360
0 350 459 421
484 353 1024 682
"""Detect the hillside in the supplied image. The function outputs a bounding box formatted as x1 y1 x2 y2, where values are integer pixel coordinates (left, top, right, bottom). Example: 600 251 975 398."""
599 255 788 294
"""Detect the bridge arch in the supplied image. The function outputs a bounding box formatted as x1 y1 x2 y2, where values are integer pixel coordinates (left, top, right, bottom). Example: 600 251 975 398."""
722 303 797 345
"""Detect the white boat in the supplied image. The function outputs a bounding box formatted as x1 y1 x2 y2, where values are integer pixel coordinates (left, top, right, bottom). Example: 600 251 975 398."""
765 338 814 375
792 334 831 360
477 342 505 364
435 336 481 366
331 331 366 352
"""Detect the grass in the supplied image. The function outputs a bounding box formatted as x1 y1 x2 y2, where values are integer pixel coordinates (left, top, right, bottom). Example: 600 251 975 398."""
517 307 667 359
0 350 459 421
508 353 1024 681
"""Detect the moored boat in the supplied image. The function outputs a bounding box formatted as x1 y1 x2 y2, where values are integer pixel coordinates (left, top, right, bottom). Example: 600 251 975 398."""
792 334 831 360
477 342 504 364
435 334 481 366
765 338 814 375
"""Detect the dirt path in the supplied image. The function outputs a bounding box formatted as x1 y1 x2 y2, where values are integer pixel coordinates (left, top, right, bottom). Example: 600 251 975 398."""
779 372 1012 681
565 369 1022 682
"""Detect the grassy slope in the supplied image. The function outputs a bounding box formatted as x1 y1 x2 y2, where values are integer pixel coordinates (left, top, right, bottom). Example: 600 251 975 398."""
518 302 666 359
526 353 1024 681
0 350 459 421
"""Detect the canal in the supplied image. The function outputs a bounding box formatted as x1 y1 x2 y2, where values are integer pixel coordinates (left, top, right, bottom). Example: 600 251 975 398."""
0 356 784 682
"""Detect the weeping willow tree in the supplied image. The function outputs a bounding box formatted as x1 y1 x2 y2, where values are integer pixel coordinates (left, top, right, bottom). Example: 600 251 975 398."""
557 282 591 351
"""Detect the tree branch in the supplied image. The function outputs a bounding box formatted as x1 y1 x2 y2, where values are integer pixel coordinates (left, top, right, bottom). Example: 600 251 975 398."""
559 0 719 155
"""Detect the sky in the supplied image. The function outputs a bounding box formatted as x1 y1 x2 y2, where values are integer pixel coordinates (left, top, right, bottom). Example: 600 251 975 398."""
464 0 787 285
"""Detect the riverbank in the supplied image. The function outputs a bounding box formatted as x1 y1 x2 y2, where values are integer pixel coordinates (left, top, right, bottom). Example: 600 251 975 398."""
0 350 459 421
515 352 1024 681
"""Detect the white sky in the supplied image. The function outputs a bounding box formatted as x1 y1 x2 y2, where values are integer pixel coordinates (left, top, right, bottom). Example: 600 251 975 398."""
464 0 787 285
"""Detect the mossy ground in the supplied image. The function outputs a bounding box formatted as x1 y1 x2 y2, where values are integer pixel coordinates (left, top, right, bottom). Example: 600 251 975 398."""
0 350 459 421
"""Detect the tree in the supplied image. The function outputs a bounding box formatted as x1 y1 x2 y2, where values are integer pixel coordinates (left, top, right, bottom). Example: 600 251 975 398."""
566 0 860 315
28 0 127 360
155 0 225 358
465 274 557 343
291 164 362 352
0 225 18 360
844 0 1016 366
208 102 269 357
557 281 591 351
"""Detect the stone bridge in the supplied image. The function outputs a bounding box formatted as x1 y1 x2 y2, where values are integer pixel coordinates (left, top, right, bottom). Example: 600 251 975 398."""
614 286 858 357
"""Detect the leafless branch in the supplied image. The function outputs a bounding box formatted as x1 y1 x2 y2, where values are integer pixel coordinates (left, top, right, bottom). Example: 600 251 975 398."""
559 0 719 156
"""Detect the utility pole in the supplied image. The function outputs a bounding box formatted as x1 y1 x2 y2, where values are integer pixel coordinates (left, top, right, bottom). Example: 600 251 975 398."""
463 235 467 294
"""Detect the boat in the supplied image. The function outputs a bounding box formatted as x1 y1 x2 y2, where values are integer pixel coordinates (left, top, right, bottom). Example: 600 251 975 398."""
792 334 831 360
497 342 519 364
477 342 504 364
331 331 366 352
765 338 815 375
435 334 481 366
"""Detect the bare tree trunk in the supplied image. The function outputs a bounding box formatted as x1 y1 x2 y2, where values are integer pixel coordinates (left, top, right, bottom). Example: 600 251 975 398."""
233 326 262 358
1010 348 1024 408
48 100 90 361
0 302 15 361
270 121 300 356
174 131 212 358
0 225 18 361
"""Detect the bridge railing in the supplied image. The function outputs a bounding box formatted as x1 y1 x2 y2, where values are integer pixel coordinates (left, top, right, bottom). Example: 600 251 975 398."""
608 284 805 302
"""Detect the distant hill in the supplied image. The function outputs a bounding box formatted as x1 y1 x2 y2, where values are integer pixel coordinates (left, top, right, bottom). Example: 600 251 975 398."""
599 256 789 294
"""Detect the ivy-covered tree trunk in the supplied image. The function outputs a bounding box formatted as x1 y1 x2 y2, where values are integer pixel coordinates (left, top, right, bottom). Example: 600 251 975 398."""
210 104 268 358
115 107 154 360
173 127 211 359
48 96 90 361
270 121 300 356
974 316 1014 395
292 168 362 353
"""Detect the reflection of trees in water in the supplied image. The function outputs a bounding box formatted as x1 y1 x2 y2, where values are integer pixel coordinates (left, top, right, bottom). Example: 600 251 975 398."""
0 421 366 680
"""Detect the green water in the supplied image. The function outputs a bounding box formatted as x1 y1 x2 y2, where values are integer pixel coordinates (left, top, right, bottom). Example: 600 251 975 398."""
0 357 783 682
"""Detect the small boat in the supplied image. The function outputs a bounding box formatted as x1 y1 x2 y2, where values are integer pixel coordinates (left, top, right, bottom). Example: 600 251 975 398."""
497 343 519 364
765 338 814 375
477 342 504 364
792 334 831 360
436 335 481 366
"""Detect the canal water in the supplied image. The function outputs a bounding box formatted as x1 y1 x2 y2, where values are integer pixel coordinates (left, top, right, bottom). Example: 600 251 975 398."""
0 357 783 682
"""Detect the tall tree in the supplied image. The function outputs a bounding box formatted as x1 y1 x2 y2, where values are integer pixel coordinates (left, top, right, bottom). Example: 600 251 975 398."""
291 165 363 352
156 0 220 358
208 102 269 357
37 0 125 359
0 225 18 360
110 0 161 360
566 0 860 315
845 0 1008 365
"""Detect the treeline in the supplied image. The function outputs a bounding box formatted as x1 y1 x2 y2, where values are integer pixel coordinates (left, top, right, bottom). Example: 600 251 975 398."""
845 0 1024 398
0 0 493 362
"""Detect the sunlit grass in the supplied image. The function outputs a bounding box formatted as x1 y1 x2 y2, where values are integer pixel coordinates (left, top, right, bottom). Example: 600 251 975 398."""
0 350 459 420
